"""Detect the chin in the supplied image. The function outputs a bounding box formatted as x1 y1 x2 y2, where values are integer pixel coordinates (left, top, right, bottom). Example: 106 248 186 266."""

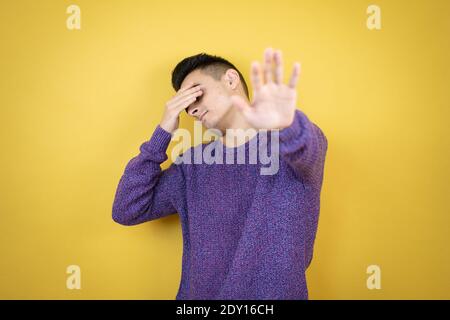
204 112 225 132
203 121 216 130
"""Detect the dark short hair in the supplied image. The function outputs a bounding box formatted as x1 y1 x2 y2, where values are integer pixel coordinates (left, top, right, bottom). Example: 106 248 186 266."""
171 53 249 99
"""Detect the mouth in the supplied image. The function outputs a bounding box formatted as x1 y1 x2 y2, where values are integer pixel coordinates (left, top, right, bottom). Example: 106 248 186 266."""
199 111 208 121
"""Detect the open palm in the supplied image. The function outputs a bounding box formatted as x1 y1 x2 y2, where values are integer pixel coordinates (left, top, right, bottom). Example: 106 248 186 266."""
231 48 301 130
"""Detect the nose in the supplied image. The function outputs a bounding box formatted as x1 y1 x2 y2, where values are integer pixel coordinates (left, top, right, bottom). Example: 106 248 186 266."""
187 104 201 117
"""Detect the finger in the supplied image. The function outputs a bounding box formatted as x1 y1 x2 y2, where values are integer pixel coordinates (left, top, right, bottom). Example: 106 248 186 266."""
288 62 301 89
251 61 263 91
173 95 199 113
231 95 257 126
172 85 202 103
230 95 253 119
264 47 274 83
179 81 198 92
274 49 283 84
178 83 201 96
173 82 200 100
170 91 203 109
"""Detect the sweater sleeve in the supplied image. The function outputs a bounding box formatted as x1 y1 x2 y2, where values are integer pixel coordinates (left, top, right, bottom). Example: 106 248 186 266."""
112 125 185 226
278 109 328 183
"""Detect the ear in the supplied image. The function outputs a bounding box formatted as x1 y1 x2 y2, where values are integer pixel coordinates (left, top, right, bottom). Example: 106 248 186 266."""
224 69 240 90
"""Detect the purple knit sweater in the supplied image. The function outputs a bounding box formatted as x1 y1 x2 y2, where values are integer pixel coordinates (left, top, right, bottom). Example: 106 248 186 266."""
112 109 328 300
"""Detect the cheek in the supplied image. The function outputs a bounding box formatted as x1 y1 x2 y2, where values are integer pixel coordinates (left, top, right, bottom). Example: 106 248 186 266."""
203 90 232 117
213 93 232 111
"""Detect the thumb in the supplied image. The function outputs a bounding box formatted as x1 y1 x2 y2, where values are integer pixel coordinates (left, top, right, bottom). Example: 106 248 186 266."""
230 95 251 113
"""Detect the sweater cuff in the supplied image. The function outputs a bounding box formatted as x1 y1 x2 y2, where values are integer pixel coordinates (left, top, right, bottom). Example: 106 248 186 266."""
278 109 314 157
142 125 173 154
279 109 309 142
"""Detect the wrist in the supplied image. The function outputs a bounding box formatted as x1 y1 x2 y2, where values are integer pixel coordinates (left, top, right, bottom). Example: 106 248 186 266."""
278 110 296 130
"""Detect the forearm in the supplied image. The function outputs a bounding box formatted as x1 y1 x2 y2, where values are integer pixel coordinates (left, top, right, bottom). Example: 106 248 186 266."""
112 125 177 225
278 109 328 181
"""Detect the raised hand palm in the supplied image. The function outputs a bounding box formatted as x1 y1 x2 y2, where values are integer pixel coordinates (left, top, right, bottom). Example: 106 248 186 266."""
231 48 301 130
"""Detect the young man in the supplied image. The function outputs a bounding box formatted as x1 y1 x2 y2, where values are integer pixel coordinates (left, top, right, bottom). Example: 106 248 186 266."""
112 48 328 300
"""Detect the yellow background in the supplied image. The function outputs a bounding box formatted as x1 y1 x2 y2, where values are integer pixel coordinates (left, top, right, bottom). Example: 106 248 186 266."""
0 0 449 299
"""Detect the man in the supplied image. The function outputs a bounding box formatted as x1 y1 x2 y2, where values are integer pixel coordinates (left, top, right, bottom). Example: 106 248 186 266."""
112 48 328 300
